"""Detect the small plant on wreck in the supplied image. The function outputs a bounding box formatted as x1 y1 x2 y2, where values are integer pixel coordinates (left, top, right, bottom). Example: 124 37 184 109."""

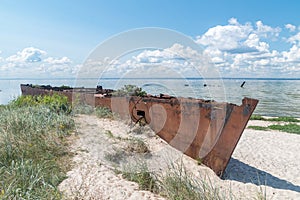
196 158 202 165
112 85 147 97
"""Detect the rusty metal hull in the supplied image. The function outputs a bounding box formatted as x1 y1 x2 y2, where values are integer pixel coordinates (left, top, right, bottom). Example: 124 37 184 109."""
20 84 258 176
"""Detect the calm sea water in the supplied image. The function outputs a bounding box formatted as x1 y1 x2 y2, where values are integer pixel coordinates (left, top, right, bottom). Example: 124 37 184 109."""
1 78 299 117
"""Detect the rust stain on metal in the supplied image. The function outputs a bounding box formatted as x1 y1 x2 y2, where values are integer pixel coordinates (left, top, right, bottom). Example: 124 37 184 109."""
20 84 258 176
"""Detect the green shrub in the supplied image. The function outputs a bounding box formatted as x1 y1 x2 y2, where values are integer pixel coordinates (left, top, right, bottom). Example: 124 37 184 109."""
9 94 71 114
112 85 147 97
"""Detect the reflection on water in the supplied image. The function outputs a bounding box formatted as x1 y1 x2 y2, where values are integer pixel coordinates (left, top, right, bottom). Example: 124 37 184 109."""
0 78 299 117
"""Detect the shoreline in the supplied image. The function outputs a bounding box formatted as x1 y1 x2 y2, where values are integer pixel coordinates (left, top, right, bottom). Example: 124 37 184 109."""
2 78 300 117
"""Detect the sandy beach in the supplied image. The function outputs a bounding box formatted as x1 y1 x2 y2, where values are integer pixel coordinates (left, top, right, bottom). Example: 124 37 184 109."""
59 115 300 200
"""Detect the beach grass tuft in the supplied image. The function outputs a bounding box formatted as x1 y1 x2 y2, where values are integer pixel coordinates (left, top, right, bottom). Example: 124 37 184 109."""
122 162 158 193
0 95 74 199
119 160 226 199
126 138 149 153
104 149 126 164
159 162 223 200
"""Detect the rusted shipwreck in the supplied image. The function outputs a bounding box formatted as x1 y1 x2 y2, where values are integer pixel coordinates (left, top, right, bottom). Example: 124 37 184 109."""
21 84 258 176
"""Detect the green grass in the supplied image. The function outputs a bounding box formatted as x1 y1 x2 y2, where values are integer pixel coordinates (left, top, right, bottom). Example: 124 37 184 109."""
119 160 226 199
247 126 269 131
126 138 149 153
0 96 74 199
104 130 114 138
267 116 300 122
250 115 299 122
249 114 300 134
72 104 94 115
104 149 126 164
159 162 223 200
250 115 266 120
10 94 71 114
121 162 158 193
248 123 300 134
94 106 113 118
268 124 300 134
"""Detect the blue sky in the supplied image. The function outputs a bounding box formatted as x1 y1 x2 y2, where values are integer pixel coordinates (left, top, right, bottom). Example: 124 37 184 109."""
1 0 300 78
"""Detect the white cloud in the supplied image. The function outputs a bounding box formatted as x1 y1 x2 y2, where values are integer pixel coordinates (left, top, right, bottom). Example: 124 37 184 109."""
228 17 239 25
40 56 75 75
197 19 280 55
134 49 174 63
282 45 300 62
105 33 300 78
91 43 221 78
255 21 281 38
195 19 300 77
2 19 300 78
6 47 46 63
196 20 252 51
285 24 296 32
1 47 78 77
287 32 300 44
0 51 3 62
44 56 72 65
244 33 269 52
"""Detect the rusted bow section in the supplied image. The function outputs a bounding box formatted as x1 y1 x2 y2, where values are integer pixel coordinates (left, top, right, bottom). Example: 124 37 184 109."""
20 84 258 176
128 96 258 177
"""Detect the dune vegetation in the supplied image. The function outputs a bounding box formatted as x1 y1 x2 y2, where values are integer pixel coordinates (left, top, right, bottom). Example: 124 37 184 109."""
0 95 74 199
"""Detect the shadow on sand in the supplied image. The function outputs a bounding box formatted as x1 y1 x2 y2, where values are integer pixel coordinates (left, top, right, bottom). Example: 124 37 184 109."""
223 158 300 193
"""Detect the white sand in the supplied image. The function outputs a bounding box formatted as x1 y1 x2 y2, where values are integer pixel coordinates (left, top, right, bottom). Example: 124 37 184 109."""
59 115 300 200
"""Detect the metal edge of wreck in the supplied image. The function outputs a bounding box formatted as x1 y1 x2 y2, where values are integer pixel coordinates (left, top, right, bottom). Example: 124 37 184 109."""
20 84 259 177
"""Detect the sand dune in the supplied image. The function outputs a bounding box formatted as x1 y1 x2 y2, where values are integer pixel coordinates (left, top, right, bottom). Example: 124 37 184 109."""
59 115 300 200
